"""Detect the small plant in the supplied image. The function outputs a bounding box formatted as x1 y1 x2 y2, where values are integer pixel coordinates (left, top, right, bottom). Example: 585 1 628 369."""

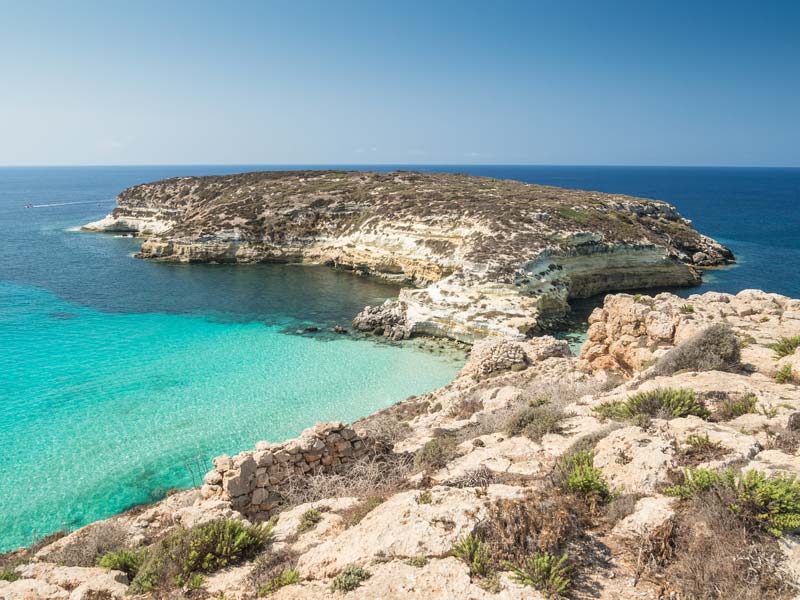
97 548 146 577
507 405 568 441
716 393 758 420
414 436 458 471
330 565 371 593
1 567 19 582
429 401 443 413
770 335 800 359
679 304 695 314
258 569 300 596
297 509 322 533
560 450 610 502
665 467 729 499
678 433 729 465
341 496 385 528
405 555 428 567
415 490 433 504
452 534 491 578
775 364 794 384
506 552 572 599
594 388 709 422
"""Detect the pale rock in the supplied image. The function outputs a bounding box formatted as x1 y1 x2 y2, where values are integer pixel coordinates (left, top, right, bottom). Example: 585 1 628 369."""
612 495 676 541
594 427 676 494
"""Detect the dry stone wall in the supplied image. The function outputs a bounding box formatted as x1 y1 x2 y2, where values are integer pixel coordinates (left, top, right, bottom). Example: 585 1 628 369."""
201 421 372 519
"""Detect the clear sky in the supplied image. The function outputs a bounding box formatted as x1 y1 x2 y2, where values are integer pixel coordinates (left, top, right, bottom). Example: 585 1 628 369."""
1 0 798 166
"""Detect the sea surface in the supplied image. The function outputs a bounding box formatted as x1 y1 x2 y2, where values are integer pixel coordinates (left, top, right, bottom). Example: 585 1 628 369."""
1 165 798 551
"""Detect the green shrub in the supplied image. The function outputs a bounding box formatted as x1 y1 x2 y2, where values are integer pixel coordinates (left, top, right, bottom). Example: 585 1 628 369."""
559 450 610 501
506 551 572 599
679 304 695 314
652 324 741 376
775 364 794 384
414 436 458 471
507 405 567 441
452 534 491 578
415 490 432 504
130 519 272 593
770 336 800 359
716 393 758 420
297 509 322 533
97 548 146 577
259 569 300 596
405 555 428 567
678 433 729 465
666 468 800 536
330 565 371 592
594 388 709 422
1 567 19 582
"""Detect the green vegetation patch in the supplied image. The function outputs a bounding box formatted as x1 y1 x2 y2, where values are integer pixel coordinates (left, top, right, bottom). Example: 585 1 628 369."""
330 564 371 593
258 569 300 596
414 436 459 471
297 509 323 533
594 388 709 422
770 336 800 359
452 534 492 578
507 551 572 599
97 548 146 578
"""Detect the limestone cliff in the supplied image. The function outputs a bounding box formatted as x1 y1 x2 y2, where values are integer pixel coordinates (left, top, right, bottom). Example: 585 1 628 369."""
83 170 733 342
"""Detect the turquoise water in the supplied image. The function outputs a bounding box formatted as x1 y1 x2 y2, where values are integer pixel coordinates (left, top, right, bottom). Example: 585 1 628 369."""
2 164 799 551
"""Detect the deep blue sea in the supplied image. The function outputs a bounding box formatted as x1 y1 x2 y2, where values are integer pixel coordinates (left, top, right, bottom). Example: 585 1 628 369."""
1 165 798 551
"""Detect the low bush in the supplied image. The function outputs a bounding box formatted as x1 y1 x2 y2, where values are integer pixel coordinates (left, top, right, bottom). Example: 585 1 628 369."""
258 569 300 596
770 335 800 359
97 548 145 578
652 324 741 376
677 433 730 466
507 551 571 599
330 564 371 592
715 393 758 420
775 364 794 384
414 436 459 471
339 496 385 528
415 490 432 504
594 388 709 422
130 519 272 593
507 405 568 441
297 509 322 533
451 534 491 578
405 555 428 567
41 521 128 568
554 449 610 504
1 567 19 582
665 468 800 536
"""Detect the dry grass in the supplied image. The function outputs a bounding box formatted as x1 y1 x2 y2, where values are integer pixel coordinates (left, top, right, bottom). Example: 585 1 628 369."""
39 521 128 568
279 454 412 507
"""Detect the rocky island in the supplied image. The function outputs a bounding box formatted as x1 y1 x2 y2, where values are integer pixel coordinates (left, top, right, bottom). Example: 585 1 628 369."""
82 170 732 341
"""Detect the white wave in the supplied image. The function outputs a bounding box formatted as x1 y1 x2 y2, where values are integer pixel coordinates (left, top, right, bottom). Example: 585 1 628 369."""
30 200 112 208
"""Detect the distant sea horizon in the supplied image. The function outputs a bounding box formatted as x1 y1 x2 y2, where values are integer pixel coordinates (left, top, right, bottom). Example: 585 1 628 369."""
1 163 798 551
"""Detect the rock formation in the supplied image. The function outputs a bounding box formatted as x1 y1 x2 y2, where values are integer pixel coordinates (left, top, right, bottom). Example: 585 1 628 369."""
82 170 733 342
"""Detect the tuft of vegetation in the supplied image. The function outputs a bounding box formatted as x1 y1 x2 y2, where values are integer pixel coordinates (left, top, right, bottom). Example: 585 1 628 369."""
506 552 572 599
415 490 433 505
715 393 758 420
258 569 300 596
330 565 371 593
665 468 800 536
97 548 146 578
775 364 794 384
1 567 19 582
652 324 741 376
414 436 459 471
340 496 385 529
452 534 492 578
405 555 428 568
297 509 322 533
679 304 695 314
594 388 709 422
130 519 272 593
770 336 800 359
559 449 610 502
507 405 568 442
677 433 730 466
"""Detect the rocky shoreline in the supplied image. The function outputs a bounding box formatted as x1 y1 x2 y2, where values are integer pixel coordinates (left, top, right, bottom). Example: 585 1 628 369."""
3 288 800 599
81 170 733 342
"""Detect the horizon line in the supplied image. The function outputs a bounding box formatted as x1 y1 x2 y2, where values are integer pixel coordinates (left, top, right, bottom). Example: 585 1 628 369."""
1 162 800 169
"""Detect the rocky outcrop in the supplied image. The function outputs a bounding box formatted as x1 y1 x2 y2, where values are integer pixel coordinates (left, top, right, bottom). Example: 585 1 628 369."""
83 170 732 342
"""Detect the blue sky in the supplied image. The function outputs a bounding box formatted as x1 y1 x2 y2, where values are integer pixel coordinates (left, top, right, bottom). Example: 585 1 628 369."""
0 0 798 166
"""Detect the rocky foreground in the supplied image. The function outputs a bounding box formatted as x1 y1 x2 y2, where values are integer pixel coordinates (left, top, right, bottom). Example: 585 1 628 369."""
82 170 732 341
3 288 800 599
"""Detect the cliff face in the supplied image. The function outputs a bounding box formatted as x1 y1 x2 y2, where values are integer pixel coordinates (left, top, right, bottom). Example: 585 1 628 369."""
83 170 733 341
